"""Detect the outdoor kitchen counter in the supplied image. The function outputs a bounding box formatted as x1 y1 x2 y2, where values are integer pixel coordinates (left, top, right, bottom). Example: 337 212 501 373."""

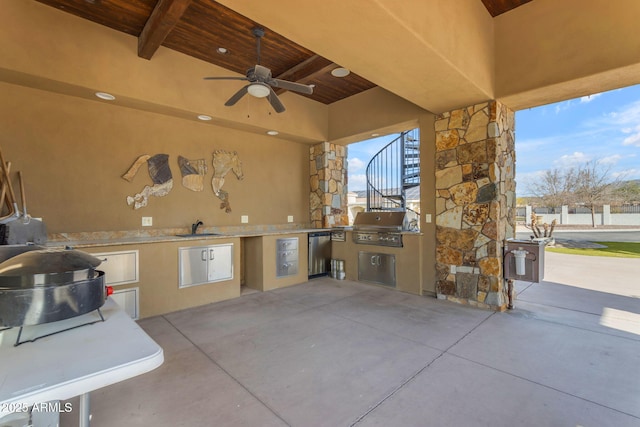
44 228 334 249
37 228 424 319
331 230 426 295
37 228 331 319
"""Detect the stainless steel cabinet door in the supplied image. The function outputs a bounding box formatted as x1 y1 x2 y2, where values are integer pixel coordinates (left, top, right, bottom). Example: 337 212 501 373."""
358 252 396 287
179 246 209 288
207 244 233 283
179 244 234 288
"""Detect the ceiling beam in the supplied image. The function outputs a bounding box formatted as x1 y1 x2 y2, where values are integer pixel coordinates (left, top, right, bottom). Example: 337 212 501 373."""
138 0 193 60
274 55 336 93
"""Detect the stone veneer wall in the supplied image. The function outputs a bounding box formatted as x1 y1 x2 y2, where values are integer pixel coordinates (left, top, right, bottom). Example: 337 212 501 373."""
310 142 349 228
435 101 516 310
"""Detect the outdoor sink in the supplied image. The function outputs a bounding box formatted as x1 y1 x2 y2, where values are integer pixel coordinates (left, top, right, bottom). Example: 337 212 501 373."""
175 233 222 238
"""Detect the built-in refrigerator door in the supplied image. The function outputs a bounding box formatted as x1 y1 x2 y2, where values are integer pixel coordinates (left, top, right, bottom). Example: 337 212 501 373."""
308 232 331 277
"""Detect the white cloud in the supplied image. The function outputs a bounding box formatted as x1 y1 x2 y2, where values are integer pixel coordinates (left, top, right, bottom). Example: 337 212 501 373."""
348 157 365 172
348 173 367 191
554 101 572 114
598 154 622 165
554 151 591 167
612 168 640 180
623 130 640 146
515 135 564 151
580 93 602 103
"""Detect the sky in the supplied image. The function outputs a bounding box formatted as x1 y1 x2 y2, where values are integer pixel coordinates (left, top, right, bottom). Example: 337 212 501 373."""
347 84 640 194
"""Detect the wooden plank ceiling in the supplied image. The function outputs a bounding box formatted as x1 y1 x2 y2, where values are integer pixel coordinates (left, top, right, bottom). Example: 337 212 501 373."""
35 0 532 105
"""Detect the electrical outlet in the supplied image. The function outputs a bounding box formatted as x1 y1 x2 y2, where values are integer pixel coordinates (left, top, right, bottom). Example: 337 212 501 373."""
287 215 294 223
142 217 153 226
425 214 432 223
241 215 249 224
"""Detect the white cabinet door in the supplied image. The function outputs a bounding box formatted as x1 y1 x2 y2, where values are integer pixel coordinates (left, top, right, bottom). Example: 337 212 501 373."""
93 250 139 286
110 287 139 319
207 244 233 283
179 246 209 288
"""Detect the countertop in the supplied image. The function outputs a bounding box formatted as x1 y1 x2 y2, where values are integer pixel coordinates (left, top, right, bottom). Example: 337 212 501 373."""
45 228 335 249
42 227 421 250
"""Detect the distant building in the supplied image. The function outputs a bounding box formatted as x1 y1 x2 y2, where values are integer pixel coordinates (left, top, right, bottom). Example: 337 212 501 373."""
347 187 420 229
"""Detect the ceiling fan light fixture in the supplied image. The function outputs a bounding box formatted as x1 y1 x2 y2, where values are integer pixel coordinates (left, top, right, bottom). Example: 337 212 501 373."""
247 83 270 98
331 67 350 78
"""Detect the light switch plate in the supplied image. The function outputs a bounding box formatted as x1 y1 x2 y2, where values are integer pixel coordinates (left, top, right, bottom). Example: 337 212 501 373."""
241 215 249 224
450 265 456 274
425 214 432 223
287 215 294 223
142 217 153 226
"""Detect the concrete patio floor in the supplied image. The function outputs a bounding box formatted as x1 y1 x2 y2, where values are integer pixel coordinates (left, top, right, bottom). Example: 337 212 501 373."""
62 251 640 426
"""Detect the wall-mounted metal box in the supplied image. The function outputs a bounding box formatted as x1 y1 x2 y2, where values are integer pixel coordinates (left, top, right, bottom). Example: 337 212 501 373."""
503 239 545 283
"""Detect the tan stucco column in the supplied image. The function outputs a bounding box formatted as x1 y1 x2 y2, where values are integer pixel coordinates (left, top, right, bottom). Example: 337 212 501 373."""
310 142 348 228
434 101 516 310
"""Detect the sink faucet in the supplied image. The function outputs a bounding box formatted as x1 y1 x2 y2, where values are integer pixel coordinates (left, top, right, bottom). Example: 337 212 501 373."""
191 220 203 235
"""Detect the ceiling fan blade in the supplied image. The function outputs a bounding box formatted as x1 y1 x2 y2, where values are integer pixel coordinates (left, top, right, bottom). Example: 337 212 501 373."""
267 87 286 113
225 85 249 106
270 79 314 95
204 76 248 81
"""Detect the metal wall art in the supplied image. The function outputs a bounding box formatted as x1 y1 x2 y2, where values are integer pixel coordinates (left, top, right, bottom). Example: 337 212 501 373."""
122 154 173 209
178 156 207 192
211 150 244 213
122 151 244 213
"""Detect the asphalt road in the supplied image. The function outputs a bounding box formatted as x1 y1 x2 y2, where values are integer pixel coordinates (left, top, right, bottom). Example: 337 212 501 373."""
515 230 640 243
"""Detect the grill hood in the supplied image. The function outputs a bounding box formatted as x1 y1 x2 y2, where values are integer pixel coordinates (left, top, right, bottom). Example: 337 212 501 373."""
353 211 406 231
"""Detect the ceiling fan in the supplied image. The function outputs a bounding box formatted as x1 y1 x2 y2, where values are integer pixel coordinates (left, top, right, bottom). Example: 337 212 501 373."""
204 28 314 113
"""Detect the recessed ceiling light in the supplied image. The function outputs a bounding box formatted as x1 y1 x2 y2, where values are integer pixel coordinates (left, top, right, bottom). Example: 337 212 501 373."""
95 92 115 101
217 47 229 54
266 130 279 136
371 133 380 137
197 115 212 121
331 67 350 78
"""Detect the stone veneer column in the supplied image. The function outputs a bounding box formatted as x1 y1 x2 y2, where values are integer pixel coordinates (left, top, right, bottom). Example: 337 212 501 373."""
435 101 516 310
310 142 349 228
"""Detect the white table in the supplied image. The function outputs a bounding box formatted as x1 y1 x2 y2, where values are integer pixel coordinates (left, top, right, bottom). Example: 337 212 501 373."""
0 299 164 425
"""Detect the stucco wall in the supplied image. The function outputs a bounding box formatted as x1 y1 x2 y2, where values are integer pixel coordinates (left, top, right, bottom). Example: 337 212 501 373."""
0 83 311 234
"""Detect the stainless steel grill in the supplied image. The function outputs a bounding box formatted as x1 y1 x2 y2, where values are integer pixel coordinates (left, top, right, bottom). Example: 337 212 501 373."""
352 211 406 247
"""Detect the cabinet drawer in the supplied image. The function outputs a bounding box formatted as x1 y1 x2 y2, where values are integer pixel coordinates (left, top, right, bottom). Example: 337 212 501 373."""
276 261 298 278
276 249 298 263
277 238 298 251
93 250 139 286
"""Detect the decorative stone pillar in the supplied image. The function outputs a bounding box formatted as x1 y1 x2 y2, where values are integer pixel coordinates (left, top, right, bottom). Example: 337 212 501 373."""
310 142 349 228
434 101 516 310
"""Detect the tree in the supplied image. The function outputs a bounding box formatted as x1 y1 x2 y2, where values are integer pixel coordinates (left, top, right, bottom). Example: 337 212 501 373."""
526 159 623 228
573 160 620 227
526 168 577 209
613 180 640 204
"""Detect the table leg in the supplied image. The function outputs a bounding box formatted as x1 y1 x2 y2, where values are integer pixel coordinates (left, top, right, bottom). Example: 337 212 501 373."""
79 392 91 427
